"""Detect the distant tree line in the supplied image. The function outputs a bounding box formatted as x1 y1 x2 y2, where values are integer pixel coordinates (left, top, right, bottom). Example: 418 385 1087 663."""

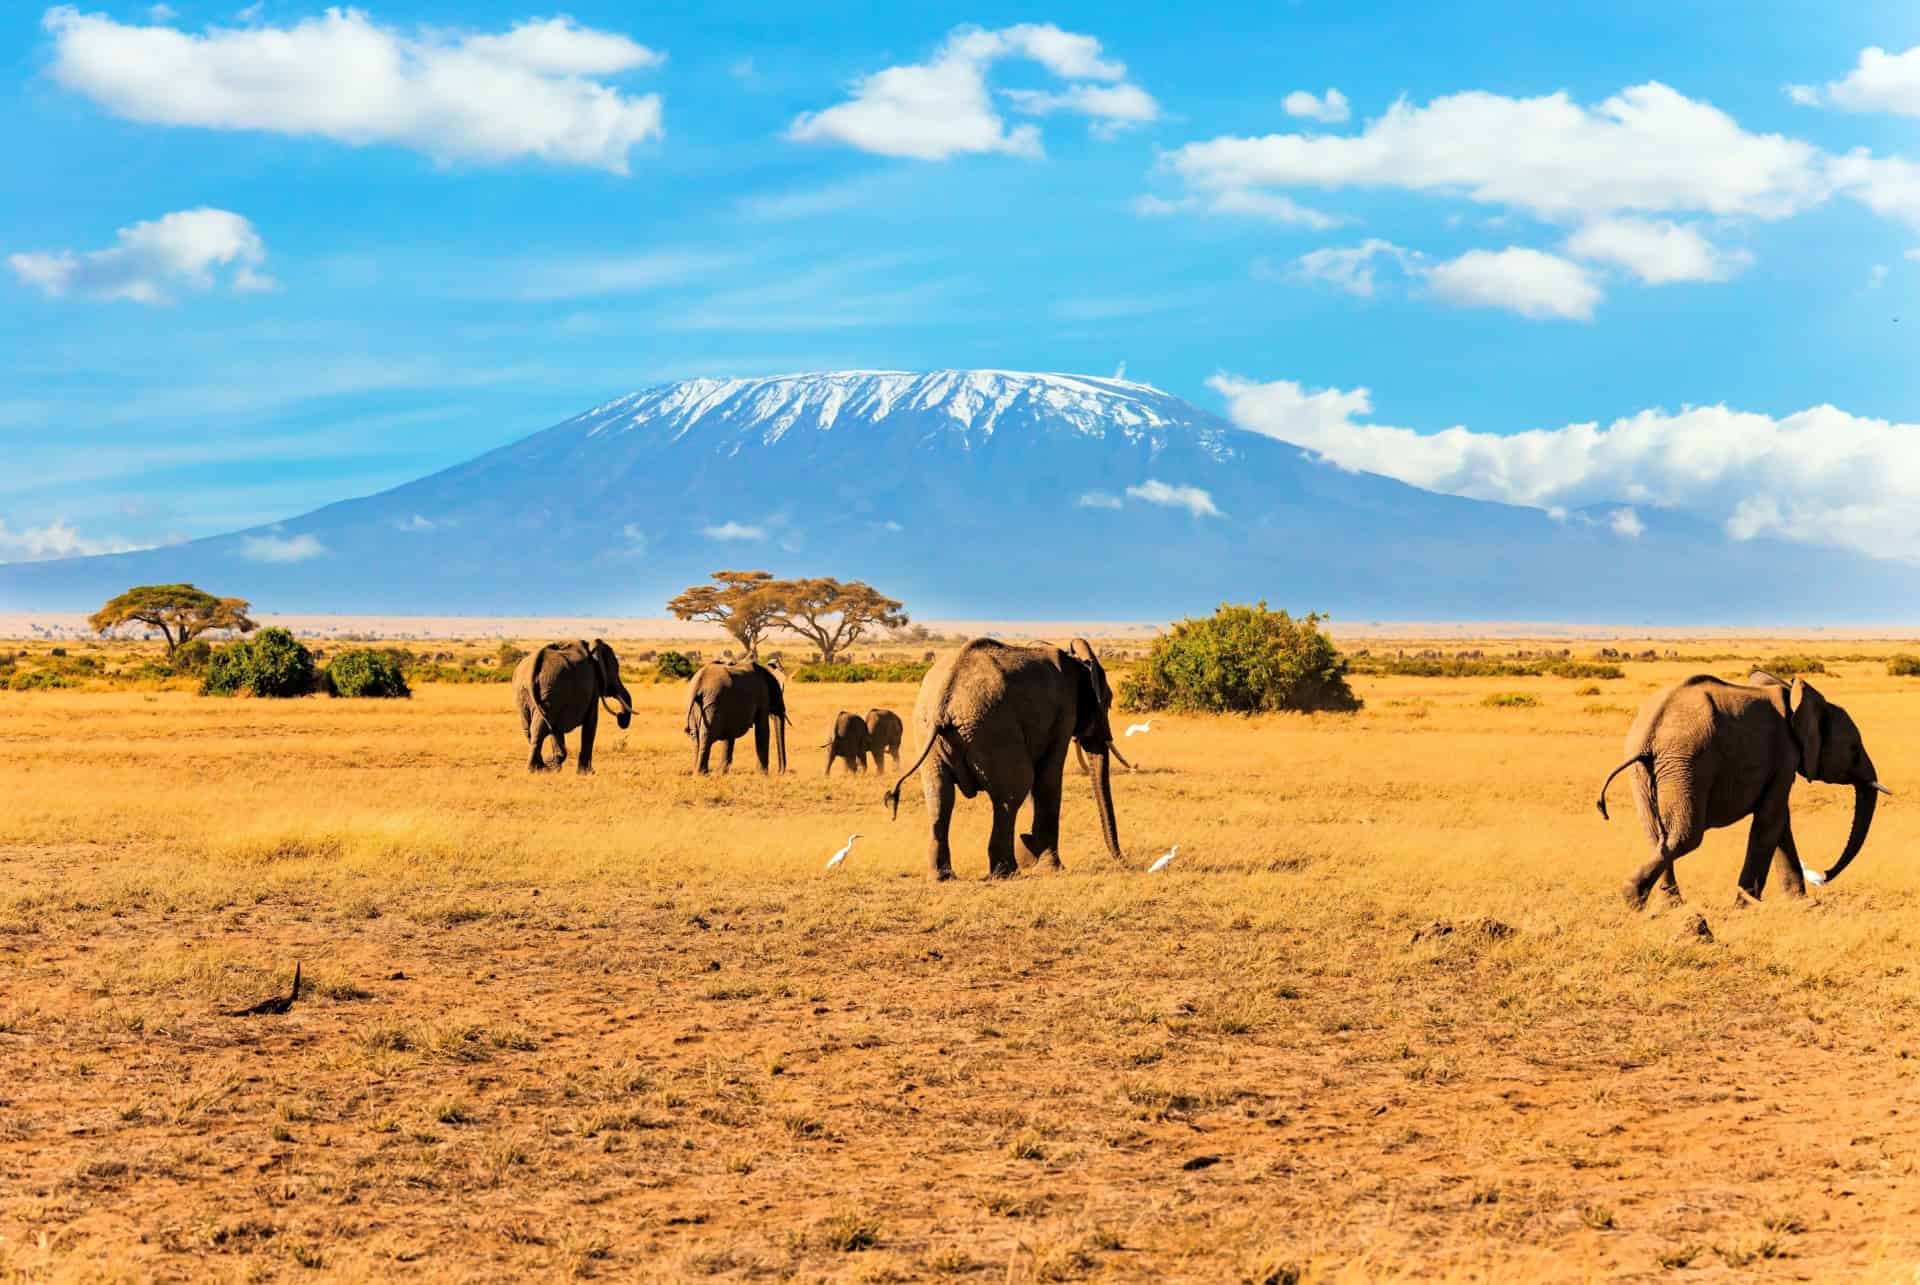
666 571 907 663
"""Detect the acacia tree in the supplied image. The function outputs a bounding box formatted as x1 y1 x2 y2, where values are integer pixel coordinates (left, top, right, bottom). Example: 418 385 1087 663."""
768 578 908 664
88 584 257 657
665 570 785 658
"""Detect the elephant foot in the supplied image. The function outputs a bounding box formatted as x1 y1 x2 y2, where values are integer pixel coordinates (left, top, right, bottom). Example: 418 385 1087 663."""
528 760 548 773
576 765 595 776
1619 880 1650 912
930 866 955 882
987 863 1019 881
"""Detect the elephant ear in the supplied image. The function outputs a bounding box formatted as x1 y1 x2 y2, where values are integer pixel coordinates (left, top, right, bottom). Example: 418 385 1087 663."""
1071 657 1110 748
765 665 789 720
1789 678 1827 780
1748 669 1788 689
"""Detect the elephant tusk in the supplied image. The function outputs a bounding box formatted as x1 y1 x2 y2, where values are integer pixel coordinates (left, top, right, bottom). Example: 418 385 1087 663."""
1804 868 1829 886
1872 781 1894 796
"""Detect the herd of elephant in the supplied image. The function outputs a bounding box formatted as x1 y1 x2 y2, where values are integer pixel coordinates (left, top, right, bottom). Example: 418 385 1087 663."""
513 640 1894 899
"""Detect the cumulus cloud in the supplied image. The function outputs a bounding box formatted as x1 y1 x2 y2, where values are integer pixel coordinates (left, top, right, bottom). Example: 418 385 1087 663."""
787 23 1155 159
1608 508 1645 539
9 207 272 303
1815 44 1920 116
1211 372 1920 560
1564 216 1751 283
241 533 326 562
0 518 146 563
702 521 765 541
1125 480 1223 518
41 7 665 173
1424 247 1602 320
1282 88 1349 123
1165 82 1826 221
1291 240 1598 319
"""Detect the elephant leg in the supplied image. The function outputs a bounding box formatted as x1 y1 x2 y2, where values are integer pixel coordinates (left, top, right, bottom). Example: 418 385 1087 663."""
1623 808 1702 911
550 731 568 769
527 718 550 772
823 746 835 776
924 764 956 881
721 737 736 773
987 794 1023 880
1771 823 1809 899
576 706 598 775
694 732 713 775
1737 797 1793 902
1020 757 1066 871
753 716 770 773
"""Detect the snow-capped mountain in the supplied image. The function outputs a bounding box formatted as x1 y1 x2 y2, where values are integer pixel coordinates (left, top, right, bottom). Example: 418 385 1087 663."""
2 369 1914 620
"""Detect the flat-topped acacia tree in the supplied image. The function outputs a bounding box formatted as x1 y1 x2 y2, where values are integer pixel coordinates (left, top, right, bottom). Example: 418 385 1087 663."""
88 584 258 657
768 578 908 665
665 571 786 659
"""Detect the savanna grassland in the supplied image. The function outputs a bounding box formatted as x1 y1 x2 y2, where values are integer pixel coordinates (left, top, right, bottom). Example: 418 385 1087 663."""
7 636 1920 1282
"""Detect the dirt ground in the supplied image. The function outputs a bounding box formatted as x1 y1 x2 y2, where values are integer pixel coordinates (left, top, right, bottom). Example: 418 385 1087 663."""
5 638 1920 1281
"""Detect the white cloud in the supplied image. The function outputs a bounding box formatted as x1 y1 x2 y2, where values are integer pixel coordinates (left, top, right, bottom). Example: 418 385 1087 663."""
1133 189 1338 228
1564 216 1751 283
1282 88 1349 123
702 521 765 541
1165 83 1826 222
240 532 325 562
42 7 665 173
620 523 648 555
1785 83 1820 107
147 2 175 19
8 207 271 304
1211 372 1920 561
1293 241 1599 319
1292 239 1421 297
786 22 1155 159
1077 491 1123 509
0 518 146 562
1827 152 1920 230
1608 508 1645 539
1818 45 1920 117
1424 247 1601 320
1125 480 1223 518
395 514 434 532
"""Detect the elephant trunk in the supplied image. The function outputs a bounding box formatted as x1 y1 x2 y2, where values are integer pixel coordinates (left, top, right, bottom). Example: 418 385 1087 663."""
1090 745 1123 864
1820 781 1880 884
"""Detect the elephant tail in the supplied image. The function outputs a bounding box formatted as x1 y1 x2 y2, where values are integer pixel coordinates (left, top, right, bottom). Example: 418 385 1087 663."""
883 723 952 819
1596 750 1655 820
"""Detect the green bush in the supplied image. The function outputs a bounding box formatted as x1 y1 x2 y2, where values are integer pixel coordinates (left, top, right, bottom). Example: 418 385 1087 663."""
171 638 212 674
1119 603 1359 714
654 650 698 680
496 642 529 669
1890 655 1920 676
8 670 77 691
791 661 933 683
1763 655 1828 679
327 648 412 698
1482 692 1540 708
202 627 317 698
1349 656 1622 680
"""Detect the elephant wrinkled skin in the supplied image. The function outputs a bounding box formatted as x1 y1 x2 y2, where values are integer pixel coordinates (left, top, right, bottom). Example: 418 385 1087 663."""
685 661 789 774
513 639 633 774
1598 671 1889 909
885 637 1124 880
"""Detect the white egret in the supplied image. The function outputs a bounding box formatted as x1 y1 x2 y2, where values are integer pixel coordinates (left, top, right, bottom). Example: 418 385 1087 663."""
1147 844 1178 873
826 833 860 869
1124 719 1156 738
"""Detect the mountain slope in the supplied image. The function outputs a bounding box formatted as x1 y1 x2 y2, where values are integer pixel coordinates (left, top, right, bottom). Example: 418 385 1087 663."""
3 369 1913 621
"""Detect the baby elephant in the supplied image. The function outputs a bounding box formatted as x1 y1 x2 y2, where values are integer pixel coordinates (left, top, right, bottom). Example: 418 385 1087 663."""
1598 671 1889 909
824 711 871 774
865 708 904 771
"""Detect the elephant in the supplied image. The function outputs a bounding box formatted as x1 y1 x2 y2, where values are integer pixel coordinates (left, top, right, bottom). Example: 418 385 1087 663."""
513 639 633 774
1598 671 1889 909
883 637 1123 880
823 711 871 774
685 659 788 774
864 708 904 771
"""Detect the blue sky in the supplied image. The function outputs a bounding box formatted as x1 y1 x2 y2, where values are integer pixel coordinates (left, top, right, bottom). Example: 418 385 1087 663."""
6 0 1920 562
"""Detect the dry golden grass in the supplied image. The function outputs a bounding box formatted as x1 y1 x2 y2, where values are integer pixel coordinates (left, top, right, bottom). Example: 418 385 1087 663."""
5 636 1920 1280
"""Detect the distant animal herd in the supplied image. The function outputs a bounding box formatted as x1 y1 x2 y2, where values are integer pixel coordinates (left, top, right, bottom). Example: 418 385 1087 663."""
512 639 1892 897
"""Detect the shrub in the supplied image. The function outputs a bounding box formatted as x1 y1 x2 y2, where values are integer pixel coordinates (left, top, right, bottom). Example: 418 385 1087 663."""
496 642 528 669
327 648 412 698
654 650 698 680
202 627 317 698
171 639 212 674
791 661 933 683
8 670 77 691
1764 655 1828 678
1119 603 1359 714
1890 655 1920 677
1482 693 1540 708
1348 656 1622 680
